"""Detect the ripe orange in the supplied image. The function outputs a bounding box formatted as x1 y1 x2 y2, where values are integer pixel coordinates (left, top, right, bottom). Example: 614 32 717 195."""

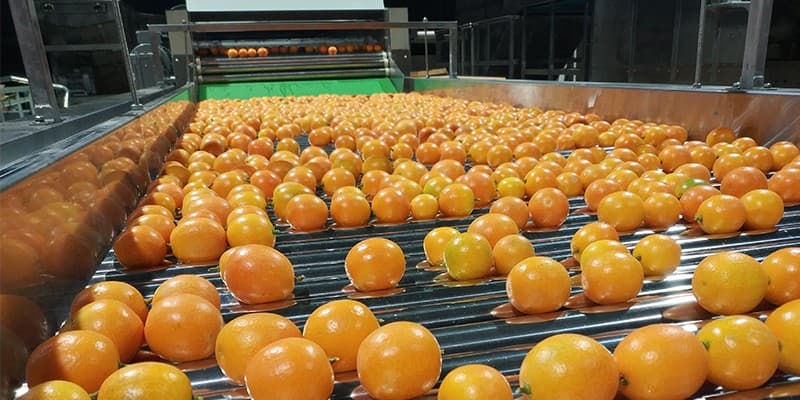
128 213 175 243
303 299 380 372
679 184 720 222
226 213 276 247
697 315 779 390
438 364 513 400
570 221 619 259
285 194 328 231
467 213 518 248
740 189 784 230
489 196 529 229
762 247 800 305
357 321 441 400
345 238 406 291
96 362 191 399
112 225 166 269
443 232 494 281
642 192 682 228
768 168 800 203
492 234 536 275
69 281 148 323
152 274 221 309
720 166 768 198
632 234 681 276
694 194 746 234
21 380 91 400
372 187 410 223
220 244 295 304
507 256 570 314
169 217 227 263
692 251 768 314
63 299 143 362
330 191 371 227
597 191 644 232
245 337 334 400
410 193 439 220
215 313 301 383
615 324 709 400
528 188 570 228
583 179 622 211
26 330 119 393
764 299 800 375
438 183 475 218
706 127 736 146
423 227 460 267
144 293 222 362
520 334 618 400
581 250 643 304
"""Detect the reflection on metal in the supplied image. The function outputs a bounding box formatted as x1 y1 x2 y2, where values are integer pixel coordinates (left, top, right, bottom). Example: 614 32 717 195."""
423 17 430 78
410 77 800 145
8 0 62 123
110 0 141 109
2 75 69 108
739 0 773 89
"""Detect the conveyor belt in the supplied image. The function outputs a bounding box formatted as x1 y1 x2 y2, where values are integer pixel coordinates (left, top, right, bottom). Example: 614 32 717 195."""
196 53 392 83
87 143 800 399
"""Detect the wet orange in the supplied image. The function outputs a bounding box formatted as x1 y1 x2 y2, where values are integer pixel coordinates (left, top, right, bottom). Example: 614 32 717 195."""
520 334 618 400
597 191 644 232
63 299 143 362
528 188 569 228
694 194 746 234
423 227 461 267
69 281 148 323
507 256 570 314
741 189 784 230
438 364 513 400
489 196 529 229
720 166 768 198
144 293 223 362
615 324 708 400
215 313 301 383
492 234 536 275
632 234 681 276
303 299 380 372
97 362 192 400
112 225 166 269
220 244 295 304
581 250 643 304
443 232 494 281
169 217 227 263
692 251 768 314
152 274 221 309
467 213 518 248
345 238 406 291
245 337 334 400
762 247 800 305
570 221 619 259
765 299 800 375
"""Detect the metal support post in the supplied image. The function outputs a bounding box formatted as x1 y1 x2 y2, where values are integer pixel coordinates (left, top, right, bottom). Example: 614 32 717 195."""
111 0 142 109
484 23 491 75
149 31 166 87
470 24 476 75
627 0 638 83
670 0 683 83
548 1 555 80
449 26 458 78
521 8 527 79
693 0 706 87
508 18 515 78
8 0 62 123
423 17 430 78
739 0 773 89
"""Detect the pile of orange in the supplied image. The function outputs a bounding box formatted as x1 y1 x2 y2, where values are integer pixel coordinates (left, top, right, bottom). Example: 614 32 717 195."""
10 92 800 399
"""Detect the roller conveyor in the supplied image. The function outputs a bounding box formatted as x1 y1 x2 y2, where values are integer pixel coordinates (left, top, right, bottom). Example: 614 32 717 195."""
196 53 392 83
83 136 800 399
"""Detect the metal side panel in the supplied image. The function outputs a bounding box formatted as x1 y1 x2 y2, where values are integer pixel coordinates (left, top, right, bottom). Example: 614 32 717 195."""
198 78 398 99
408 78 800 145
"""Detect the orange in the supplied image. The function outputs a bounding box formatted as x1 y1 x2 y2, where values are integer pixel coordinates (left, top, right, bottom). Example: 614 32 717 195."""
220 244 295 304
492 234 536 275
631 234 681 276
245 337 334 400
345 238 406 291
467 213 518 248
642 192 681 228
694 194 746 234
357 321 441 400
169 217 227 263
528 188 569 228
740 189 784 230
496 176 526 199
26 330 119 393
285 193 328 231
409 193 438 220
330 191 371 227
423 227 461 267
69 281 148 323
489 197 529 229
697 315 779 390
152 274 221 309
578 239 627 267
21 380 91 400
706 127 736 146
272 182 313 221
226 213 276 247
303 299 380 372
762 247 800 305
63 299 143 362
443 232 493 281
770 141 800 170
519 334 618 400
97 362 191 400
692 251 768 314
679 184 720 222
597 191 644 232
615 324 708 400
438 183 475 218
581 250 643 304
720 166 768 197
112 225 166 269
215 313 301 383
129 213 175 243
144 293 222 362
570 221 619 259
372 187 410 223
457 171 495 208
764 299 800 375
437 364 513 400
506 256 570 314
583 179 622 211
768 168 800 203
712 153 748 181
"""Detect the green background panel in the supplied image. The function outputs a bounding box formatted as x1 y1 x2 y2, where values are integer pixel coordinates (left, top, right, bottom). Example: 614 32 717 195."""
199 78 397 99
